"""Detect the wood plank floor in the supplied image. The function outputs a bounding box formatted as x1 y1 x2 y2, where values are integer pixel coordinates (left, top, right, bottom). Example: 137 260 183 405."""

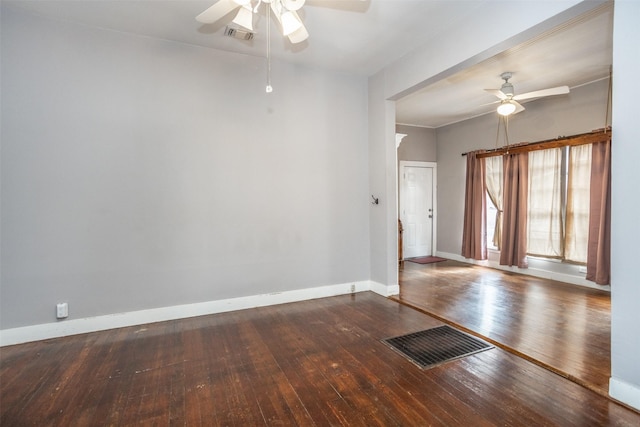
393 259 612 398
2 292 639 426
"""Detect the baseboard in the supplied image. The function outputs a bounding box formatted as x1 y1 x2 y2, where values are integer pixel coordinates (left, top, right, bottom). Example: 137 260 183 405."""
436 251 609 291
610 377 640 411
369 281 400 297
1 280 375 347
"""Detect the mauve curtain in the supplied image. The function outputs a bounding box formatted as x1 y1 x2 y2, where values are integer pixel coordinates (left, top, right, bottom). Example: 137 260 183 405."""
461 151 487 260
500 153 529 268
586 140 611 285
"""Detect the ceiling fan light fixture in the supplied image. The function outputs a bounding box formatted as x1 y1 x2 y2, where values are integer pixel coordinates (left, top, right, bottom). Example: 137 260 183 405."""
232 5 254 31
281 10 302 36
497 101 517 116
232 0 251 5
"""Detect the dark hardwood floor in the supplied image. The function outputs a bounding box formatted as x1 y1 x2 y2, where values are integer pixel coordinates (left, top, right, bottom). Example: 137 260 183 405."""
393 259 612 398
2 292 638 426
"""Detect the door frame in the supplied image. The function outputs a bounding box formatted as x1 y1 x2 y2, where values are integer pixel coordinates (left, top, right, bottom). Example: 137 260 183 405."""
399 161 437 258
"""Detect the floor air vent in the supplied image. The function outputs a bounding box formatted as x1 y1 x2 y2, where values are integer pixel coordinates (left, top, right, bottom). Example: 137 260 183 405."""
383 325 493 369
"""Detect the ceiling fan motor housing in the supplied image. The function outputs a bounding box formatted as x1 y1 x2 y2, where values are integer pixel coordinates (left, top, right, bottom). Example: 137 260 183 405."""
501 82 514 97
499 71 514 97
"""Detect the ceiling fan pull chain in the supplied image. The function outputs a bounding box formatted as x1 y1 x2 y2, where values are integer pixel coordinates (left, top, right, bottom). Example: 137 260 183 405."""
605 65 612 130
495 115 501 149
504 116 510 147
265 1 273 93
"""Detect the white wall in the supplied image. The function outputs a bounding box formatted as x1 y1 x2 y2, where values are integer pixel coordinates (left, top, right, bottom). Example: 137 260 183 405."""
435 79 610 287
368 73 396 287
609 0 640 411
0 6 370 330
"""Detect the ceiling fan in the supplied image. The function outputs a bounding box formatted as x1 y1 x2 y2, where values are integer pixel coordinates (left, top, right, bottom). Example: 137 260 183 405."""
196 0 310 44
197 0 365 93
196 0 367 44
485 72 570 116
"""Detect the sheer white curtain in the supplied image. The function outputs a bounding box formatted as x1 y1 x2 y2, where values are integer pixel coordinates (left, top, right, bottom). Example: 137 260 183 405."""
527 148 563 258
485 156 503 249
565 144 592 263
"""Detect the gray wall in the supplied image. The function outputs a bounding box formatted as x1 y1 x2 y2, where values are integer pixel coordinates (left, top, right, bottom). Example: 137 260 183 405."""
396 125 437 163
610 0 640 404
435 78 610 258
1 6 370 329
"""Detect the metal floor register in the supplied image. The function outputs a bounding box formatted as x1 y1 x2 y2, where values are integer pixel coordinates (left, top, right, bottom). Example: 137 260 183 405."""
383 325 494 369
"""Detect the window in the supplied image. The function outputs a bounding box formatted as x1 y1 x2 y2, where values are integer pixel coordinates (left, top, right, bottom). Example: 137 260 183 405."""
527 148 563 258
564 144 592 263
486 193 498 250
485 156 502 250
485 145 592 263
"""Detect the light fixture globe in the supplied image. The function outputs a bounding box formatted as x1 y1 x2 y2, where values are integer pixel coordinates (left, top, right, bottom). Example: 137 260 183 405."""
232 5 254 31
497 101 517 116
281 10 302 35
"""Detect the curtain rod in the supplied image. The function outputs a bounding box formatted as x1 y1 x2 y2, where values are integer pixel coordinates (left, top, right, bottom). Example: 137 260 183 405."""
461 127 611 158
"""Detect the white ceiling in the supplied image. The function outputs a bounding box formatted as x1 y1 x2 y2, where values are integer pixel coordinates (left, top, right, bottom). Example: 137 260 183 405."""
396 2 613 128
5 0 613 128
5 0 486 75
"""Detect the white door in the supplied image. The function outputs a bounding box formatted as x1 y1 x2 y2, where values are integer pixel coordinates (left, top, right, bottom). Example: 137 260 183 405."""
400 163 435 259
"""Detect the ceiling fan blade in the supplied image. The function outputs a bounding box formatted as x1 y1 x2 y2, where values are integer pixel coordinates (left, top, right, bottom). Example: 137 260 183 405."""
513 85 569 101
283 0 306 11
512 100 525 115
196 0 239 24
485 89 507 100
479 100 500 107
306 0 369 11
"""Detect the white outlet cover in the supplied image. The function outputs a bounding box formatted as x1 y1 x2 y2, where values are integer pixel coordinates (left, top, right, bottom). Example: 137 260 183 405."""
56 303 68 319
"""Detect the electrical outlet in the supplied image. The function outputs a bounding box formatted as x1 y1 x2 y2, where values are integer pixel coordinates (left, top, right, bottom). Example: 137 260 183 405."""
56 303 68 319
578 266 587 274
350 284 356 293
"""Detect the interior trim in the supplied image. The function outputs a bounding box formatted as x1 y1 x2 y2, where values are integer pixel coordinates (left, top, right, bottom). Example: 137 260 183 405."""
610 377 640 412
0 280 392 347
